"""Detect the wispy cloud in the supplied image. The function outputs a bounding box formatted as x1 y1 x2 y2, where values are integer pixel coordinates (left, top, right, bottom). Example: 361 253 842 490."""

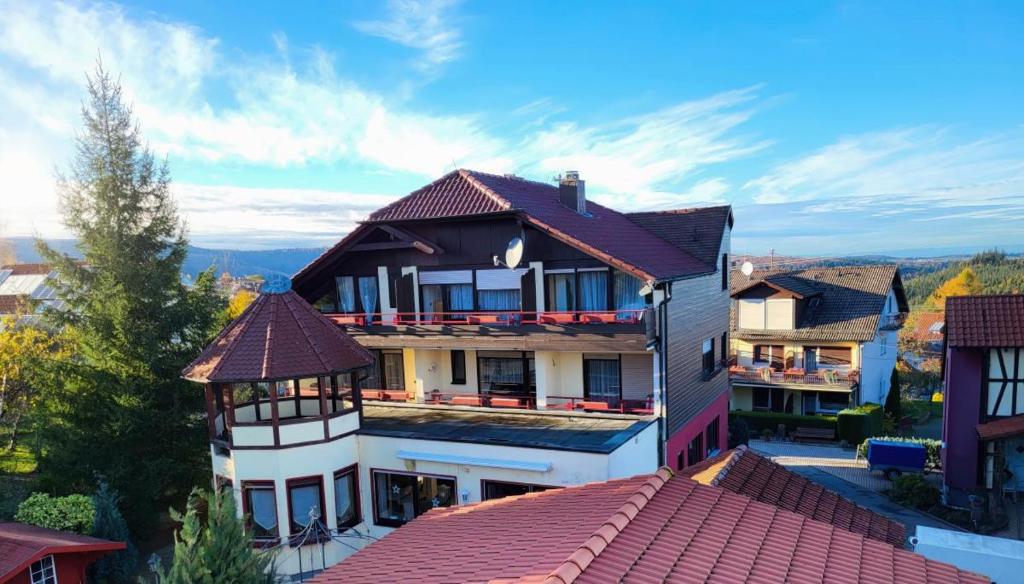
352 0 463 75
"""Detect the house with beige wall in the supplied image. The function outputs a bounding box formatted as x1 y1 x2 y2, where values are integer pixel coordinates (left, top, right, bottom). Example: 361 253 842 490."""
728 264 908 415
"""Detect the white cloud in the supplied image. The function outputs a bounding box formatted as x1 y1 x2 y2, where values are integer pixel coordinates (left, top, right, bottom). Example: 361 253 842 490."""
352 0 463 74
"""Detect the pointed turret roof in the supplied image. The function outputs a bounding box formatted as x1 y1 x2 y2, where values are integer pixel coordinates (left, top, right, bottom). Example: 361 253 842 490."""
182 289 374 384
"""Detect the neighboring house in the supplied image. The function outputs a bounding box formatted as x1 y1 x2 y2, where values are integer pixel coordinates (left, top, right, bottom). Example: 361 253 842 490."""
0 523 126 584
310 463 986 583
0 264 61 324
184 169 734 577
942 294 1024 506
910 311 946 355
728 265 908 416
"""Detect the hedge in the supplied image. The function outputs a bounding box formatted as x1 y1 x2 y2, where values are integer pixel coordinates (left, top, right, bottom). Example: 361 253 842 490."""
14 493 95 534
729 411 837 437
836 403 883 444
858 436 942 470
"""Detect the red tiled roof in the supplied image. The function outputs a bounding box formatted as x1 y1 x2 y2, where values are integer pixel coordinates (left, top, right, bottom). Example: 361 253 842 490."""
181 290 374 383
681 446 906 547
0 263 52 276
297 170 721 284
945 295 1024 348
910 311 946 343
0 522 125 581
976 415 1024 441
315 469 987 584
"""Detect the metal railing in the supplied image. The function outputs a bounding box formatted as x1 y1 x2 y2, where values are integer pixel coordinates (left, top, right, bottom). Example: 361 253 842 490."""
727 364 858 387
360 389 653 414
325 309 645 327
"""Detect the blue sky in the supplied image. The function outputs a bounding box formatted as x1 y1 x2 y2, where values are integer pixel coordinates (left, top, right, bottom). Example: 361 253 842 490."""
1 1 1023 256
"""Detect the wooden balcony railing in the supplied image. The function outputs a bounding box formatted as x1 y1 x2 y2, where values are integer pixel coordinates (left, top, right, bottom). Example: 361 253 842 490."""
325 309 644 327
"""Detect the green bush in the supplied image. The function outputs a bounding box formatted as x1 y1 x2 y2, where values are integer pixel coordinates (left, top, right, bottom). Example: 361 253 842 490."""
729 411 837 438
858 436 942 470
836 403 883 444
889 473 940 509
15 493 95 534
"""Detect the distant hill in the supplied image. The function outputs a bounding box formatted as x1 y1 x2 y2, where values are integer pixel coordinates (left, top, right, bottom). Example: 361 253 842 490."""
9 237 326 279
900 250 1024 307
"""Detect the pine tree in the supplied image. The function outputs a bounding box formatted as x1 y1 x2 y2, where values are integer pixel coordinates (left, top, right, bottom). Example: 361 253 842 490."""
90 481 138 584
884 368 901 421
162 491 212 584
34 63 224 535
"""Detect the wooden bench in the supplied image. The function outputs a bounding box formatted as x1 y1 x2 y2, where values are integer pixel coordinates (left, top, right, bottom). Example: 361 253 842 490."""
791 427 836 442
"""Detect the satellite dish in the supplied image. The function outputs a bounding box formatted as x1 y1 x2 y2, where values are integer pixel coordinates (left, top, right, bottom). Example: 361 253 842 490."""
741 261 754 277
499 236 524 269
638 282 654 297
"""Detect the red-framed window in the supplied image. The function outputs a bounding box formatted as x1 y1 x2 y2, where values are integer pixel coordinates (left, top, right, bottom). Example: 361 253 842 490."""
371 469 456 528
241 480 279 542
285 475 326 537
333 465 360 531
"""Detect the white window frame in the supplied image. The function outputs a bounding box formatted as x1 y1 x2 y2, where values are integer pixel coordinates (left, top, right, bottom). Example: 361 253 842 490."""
30 555 57 584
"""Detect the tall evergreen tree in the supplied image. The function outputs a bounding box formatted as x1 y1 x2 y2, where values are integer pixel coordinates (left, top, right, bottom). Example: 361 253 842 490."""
90 480 138 584
34 64 224 535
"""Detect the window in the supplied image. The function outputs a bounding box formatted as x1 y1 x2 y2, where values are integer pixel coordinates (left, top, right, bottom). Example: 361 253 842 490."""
478 352 535 397
706 417 720 456
482 480 556 501
242 482 279 541
451 350 466 385
334 467 360 531
336 276 356 313
613 271 644 319
720 332 728 366
578 270 608 311
286 476 325 536
818 391 850 413
808 346 852 369
584 357 621 406
422 283 474 318
752 387 770 411
373 471 456 527
677 450 685 471
29 555 56 584
365 349 405 390
721 253 729 290
477 289 521 311
754 345 786 371
358 276 378 322
686 433 704 467
546 273 576 312
702 338 716 379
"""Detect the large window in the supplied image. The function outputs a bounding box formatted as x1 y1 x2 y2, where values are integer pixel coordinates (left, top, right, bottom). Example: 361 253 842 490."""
752 387 771 411
686 433 704 467
365 349 405 390
334 466 359 531
422 283 473 318
584 357 621 405
482 480 556 501
242 482 279 541
478 352 535 396
706 416 720 456
817 391 851 413
286 476 325 536
613 271 644 318
477 289 521 311
578 270 608 311
336 276 356 313
372 471 456 527
451 350 466 385
358 276 378 321
754 345 786 371
702 338 716 379
546 273 576 312
29 555 56 584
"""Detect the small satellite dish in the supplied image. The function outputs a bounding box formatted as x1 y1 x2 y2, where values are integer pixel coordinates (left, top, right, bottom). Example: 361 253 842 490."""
741 261 754 277
494 236 525 269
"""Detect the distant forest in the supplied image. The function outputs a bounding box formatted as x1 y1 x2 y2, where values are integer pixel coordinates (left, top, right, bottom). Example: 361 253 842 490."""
901 250 1024 307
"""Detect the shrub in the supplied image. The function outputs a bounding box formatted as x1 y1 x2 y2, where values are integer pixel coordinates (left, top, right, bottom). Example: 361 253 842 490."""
858 436 942 470
889 474 940 509
15 493 95 534
836 403 883 444
90 481 138 583
729 411 837 437
727 416 749 448
884 368 901 420
932 392 944 403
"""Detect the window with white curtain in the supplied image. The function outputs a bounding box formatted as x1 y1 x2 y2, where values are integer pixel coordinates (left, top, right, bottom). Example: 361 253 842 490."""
578 270 608 311
336 276 355 313
584 357 621 405
545 273 576 312
358 276 378 321
334 466 359 530
613 272 644 318
243 483 279 541
287 477 323 535
478 289 520 310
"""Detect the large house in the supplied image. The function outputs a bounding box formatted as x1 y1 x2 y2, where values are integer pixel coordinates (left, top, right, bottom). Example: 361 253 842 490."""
728 265 908 416
942 294 1024 506
184 169 735 577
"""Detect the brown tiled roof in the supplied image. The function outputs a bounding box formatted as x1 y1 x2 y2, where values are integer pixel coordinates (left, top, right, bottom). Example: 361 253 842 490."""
0 522 125 580
946 295 1024 348
315 469 987 584
731 264 908 342
0 263 52 276
181 290 374 383
0 295 27 315
296 169 725 284
624 205 732 268
976 415 1024 441
682 446 906 547
910 311 946 343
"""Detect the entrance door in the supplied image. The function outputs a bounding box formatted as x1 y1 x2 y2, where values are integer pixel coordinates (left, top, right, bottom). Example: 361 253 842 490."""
770 387 785 413
804 348 818 372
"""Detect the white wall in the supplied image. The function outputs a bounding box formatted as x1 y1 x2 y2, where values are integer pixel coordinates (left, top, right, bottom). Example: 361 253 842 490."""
607 421 660 477
860 330 898 404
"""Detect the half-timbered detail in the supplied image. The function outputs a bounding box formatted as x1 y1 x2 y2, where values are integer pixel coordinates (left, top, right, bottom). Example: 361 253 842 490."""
184 168 734 577
728 265 908 415
942 294 1024 506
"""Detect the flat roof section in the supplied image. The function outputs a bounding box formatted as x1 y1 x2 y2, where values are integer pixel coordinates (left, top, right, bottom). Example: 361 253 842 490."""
359 403 654 453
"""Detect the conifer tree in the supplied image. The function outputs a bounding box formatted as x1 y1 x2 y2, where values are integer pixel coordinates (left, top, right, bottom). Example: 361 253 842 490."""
90 480 138 583
162 491 212 584
34 63 224 534
202 487 274 583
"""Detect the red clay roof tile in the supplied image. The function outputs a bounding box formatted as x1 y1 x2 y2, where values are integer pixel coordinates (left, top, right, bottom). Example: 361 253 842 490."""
945 295 1024 348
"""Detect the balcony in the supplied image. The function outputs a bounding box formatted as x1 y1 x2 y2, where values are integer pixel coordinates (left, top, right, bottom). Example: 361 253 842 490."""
326 309 644 327
728 363 858 390
360 389 655 416
878 313 908 331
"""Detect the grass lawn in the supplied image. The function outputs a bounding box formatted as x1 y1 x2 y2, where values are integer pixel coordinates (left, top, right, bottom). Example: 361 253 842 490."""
0 431 39 520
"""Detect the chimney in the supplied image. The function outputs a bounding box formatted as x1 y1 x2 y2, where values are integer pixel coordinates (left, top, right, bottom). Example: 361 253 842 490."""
558 171 587 214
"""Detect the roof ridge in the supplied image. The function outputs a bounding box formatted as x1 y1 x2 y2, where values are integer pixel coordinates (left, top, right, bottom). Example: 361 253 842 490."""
625 204 732 216
707 444 748 485
260 294 277 379
542 467 675 584
458 169 516 211
199 293 265 382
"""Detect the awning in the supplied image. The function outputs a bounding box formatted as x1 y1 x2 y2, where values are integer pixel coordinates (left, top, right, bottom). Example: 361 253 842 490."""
976 415 1024 441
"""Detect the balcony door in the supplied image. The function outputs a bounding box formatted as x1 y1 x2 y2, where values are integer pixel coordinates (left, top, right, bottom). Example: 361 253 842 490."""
584 357 621 406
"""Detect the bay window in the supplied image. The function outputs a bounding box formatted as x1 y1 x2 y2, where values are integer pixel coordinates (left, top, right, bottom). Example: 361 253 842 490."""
334 466 359 530
373 470 456 527
242 482 279 541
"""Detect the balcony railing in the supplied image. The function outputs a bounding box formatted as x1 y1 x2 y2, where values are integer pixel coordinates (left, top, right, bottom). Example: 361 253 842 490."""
878 313 908 331
325 309 645 327
728 365 859 388
360 389 654 415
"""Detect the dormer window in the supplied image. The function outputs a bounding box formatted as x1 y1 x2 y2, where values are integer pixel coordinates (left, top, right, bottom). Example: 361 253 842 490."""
737 297 795 330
